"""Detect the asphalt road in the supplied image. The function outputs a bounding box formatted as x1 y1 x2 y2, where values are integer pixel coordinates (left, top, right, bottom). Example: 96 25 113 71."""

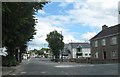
8 57 118 75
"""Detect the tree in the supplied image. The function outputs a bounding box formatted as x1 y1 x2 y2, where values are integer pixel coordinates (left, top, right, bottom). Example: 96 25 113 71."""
46 30 64 62
2 2 47 66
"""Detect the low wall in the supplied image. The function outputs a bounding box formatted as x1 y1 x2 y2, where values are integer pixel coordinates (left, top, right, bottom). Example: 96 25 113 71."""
59 58 118 64
76 58 118 64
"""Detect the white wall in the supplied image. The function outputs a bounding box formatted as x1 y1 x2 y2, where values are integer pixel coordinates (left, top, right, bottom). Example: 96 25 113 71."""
72 48 91 58
67 44 91 58
72 48 76 58
82 48 91 58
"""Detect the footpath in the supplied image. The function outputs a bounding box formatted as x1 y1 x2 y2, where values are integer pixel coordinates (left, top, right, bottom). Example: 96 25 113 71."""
2 63 22 75
2 58 31 75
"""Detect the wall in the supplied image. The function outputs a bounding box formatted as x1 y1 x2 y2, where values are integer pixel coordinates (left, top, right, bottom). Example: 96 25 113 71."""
72 48 76 58
82 48 91 57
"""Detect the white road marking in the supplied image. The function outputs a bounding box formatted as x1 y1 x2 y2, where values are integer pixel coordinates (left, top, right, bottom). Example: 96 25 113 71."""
41 72 46 74
20 72 26 74
65 72 69 75
55 64 94 68
55 65 75 68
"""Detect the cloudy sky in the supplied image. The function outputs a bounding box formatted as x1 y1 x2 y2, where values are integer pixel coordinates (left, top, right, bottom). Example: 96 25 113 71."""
27 0 119 50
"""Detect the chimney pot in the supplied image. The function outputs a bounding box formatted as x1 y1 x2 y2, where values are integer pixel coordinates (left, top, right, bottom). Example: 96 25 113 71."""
102 25 108 30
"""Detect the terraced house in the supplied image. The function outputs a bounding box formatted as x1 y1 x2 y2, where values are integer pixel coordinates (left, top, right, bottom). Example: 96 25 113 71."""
90 24 120 63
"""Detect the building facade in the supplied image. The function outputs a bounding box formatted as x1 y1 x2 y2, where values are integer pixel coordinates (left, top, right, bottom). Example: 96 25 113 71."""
69 43 91 59
61 43 91 59
90 24 120 63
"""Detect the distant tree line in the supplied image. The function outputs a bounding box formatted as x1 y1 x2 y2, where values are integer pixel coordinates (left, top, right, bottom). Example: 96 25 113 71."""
32 48 50 55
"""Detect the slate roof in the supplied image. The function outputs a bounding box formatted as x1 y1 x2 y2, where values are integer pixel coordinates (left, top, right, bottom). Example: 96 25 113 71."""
64 44 69 49
62 44 70 55
69 42 90 48
90 24 120 40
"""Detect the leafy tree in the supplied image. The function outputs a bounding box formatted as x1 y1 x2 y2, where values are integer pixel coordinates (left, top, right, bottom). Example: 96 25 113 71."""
2 2 47 66
46 30 64 62
39 48 50 55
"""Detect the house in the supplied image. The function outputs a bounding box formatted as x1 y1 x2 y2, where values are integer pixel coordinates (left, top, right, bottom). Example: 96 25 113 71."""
90 24 120 63
61 42 91 60
68 43 91 59
60 44 71 60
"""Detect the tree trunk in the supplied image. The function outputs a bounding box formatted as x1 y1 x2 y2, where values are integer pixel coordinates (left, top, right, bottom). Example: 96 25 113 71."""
19 51 22 63
5 47 18 66
55 54 59 62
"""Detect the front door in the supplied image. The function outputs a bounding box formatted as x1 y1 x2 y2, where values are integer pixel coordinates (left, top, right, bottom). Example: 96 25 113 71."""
103 51 106 59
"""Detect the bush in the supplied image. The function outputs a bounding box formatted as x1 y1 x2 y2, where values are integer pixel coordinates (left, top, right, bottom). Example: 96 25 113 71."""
2 56 19 67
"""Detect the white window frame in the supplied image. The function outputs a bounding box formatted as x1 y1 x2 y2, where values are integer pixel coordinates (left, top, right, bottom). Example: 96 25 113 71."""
94 52 98 58
111 51 117 59
94 41 98 47
110 36 117 45
101 39 106 46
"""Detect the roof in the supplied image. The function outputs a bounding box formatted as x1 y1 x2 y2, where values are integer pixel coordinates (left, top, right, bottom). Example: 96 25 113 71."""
64 44 69 48
90 24 120 40
69 42 90 48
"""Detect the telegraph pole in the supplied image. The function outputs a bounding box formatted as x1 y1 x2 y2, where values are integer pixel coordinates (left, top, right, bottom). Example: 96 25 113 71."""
60 31 63 62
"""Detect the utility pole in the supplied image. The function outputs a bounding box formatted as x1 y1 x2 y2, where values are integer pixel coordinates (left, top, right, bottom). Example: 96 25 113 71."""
60 31 63 62
71 40 72 59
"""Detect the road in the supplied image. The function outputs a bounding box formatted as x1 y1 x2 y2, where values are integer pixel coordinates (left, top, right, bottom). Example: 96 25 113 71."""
7 57 118 75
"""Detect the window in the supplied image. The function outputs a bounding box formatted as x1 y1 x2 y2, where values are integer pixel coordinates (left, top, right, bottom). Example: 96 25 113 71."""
76 53 82 56
111 36 117 45
94 41 98 47
111 51 117 59
77 47 82 52
85 54 88 56
101 39 106 46
94 52 98 58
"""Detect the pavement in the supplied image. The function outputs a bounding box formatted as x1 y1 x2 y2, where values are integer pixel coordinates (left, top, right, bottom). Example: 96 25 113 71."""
2 58 30 75
2 63 23 75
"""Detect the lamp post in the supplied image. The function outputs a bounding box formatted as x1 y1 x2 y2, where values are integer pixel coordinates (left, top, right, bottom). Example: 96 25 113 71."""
18 48 20 62
60 31 63 62
70 40 72 59
16 47 20 63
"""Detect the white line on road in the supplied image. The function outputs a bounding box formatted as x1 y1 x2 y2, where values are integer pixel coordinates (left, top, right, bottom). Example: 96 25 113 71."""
65 72 69 75
55 65 75 68
41 72 46 74
20 72 27 74
55 64 94 68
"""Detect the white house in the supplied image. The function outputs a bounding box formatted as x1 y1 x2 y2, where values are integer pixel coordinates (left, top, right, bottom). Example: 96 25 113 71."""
66 42 91 59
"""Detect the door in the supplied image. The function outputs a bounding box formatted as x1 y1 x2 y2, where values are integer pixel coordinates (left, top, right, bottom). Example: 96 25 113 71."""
103 51 106 59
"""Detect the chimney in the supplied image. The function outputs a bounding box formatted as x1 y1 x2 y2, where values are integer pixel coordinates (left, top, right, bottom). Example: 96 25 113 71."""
102 25 108 30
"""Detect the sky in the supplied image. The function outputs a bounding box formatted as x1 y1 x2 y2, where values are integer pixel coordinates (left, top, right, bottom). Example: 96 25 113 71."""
27 0 119 50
